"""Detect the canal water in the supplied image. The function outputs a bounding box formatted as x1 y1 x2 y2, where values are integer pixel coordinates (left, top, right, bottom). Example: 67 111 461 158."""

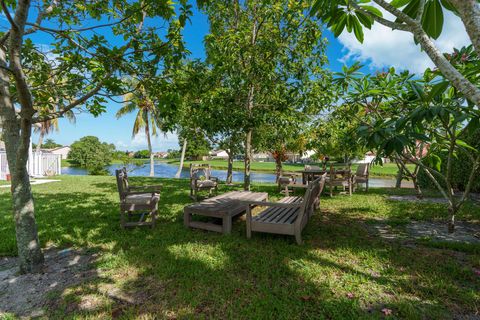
62 161 407 188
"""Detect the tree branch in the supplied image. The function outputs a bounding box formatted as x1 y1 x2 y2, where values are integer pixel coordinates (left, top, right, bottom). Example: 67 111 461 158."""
448 0 480 58
350 2 410 31
1 0 18 30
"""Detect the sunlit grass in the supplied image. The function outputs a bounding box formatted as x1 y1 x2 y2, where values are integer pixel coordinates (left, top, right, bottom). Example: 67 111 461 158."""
0 175 478 319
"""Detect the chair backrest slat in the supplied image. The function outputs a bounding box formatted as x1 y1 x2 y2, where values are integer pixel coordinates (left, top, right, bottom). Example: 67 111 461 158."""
356 163 369 177
190 163 212 180
295 174 326 228
115 167 129 201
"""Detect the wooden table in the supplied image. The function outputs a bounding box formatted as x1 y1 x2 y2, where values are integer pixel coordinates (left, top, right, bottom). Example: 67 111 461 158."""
183 191 268 234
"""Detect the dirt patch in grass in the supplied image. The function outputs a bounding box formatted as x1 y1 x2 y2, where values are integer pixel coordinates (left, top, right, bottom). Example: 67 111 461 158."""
367 221 480 244
0 247 98 318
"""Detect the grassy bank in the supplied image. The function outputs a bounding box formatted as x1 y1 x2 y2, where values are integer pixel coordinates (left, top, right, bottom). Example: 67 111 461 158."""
166 159 412 178
1 176 479 319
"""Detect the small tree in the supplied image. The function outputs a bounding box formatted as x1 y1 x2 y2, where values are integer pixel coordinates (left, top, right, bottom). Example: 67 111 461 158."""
311 0 480 108
69 136 115 175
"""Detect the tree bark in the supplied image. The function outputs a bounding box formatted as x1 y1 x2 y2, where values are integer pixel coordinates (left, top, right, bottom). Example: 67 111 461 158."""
35 127 44 153
226 151 234 185
0 47 44 273
395 166 403 188
145 118 154 177
275 156 283 183
449 0 480 58
244 84 254 191
175 138 187 178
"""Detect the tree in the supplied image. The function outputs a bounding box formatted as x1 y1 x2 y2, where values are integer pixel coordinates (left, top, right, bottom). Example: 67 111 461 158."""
34 110 75 152
0 0 188 273
41 139 62 149
338 47 480 232
116 82 168 177
201 0 331 190
311 0 480 108
69 136 115 175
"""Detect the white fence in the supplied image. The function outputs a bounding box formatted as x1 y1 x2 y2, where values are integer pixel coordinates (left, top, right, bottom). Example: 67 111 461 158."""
0 151 61 180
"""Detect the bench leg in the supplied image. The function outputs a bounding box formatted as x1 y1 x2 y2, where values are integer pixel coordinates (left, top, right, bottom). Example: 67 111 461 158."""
295 232 302 245
184 211 192 228
222 216 232 234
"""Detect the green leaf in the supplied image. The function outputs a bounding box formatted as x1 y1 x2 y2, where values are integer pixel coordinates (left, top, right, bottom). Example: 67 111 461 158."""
355 10 373 29
352 16 364 43
422 0 444 39
395 0 420 22
360 5 383 17
332 13 348 37
391 0 412 8
310 0 322 16
427 81 449 101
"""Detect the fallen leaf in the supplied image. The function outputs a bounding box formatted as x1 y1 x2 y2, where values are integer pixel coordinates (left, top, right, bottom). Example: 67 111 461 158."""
300 295 312 301
346 292 355 299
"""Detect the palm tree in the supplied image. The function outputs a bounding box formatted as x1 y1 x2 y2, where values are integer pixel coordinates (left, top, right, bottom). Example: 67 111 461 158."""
33 110 75 153
116 84 164 177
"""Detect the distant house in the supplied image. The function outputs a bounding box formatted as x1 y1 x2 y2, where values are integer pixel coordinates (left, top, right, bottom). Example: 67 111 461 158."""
43 146 71 160
355 152 389 164
154 152 169 159
210 150 229 159
252 152 272 161
0 139 61 180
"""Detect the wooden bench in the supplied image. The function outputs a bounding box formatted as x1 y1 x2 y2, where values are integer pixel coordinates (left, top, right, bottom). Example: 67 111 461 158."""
184 191 268 234
245 175 326 244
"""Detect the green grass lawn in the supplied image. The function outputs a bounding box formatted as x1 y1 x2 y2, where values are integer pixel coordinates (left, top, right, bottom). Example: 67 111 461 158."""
1 176 479 319
166 159 412 178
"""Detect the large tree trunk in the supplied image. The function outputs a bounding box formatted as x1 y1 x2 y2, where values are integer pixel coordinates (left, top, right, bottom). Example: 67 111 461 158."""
175 138 187 178
275 156 283 183
226 151 234 185
35 127 45 153
395 166 403 188
0 49 44 273
244 130 252 191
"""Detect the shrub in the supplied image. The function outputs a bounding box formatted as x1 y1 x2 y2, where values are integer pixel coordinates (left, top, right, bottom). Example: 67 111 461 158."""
68 136 115 175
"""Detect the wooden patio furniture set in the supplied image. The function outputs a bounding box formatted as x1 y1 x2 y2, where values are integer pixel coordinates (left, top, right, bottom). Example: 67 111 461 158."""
278 163 370 197
115 163 330 244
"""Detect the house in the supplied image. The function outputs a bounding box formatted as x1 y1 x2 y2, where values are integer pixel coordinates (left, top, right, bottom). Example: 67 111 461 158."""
0 139 62 180
210 150 229 159
43 146 71 159
154 152 169 159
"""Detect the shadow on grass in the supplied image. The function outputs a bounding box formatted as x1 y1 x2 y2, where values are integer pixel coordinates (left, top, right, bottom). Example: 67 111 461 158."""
0 176 479 319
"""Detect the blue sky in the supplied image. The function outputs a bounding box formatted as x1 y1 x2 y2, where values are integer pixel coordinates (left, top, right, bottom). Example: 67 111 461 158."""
30 2 470 152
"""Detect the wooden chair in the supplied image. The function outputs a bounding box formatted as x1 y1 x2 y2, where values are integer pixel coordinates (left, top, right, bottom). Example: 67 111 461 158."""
115 168 161 228
190 163 218 201
352 163 370 192
277 174 305 196
327 165 352 196
245 175 326 244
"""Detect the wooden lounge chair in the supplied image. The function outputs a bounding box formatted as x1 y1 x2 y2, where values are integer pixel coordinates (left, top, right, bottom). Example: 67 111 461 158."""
352 163 370 192
245 175 326 244
327 165 352 196
115 168 161 228
190 163 219 201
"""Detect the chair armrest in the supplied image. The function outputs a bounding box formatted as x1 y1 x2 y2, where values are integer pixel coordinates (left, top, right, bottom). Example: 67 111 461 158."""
130 185 162 191
124 191 159 196
241 200 303 208
210 176 219 182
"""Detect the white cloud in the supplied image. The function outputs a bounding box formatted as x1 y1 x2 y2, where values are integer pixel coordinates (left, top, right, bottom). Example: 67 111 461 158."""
337 10 471 74
115 132 179 151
